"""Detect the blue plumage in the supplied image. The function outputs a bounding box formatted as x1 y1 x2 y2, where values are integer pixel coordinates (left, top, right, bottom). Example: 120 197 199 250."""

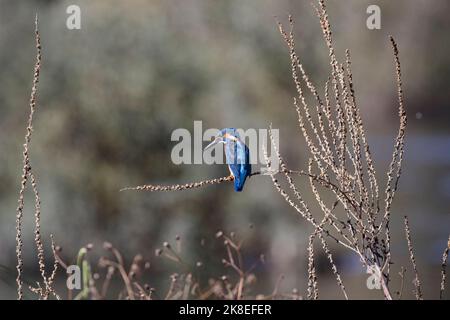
205 128 252 192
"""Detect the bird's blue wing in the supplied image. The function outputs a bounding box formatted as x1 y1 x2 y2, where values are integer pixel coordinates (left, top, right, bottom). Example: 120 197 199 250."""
226 140 251 192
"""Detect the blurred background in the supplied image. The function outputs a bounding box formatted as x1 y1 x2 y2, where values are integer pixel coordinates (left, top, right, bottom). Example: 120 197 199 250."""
0 0 449 299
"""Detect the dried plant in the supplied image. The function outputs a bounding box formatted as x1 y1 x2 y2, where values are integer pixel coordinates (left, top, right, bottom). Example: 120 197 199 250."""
306 233 318 300
403 216 422 299
440 236 450 299
15 16 58 300
53 230 299 300
261 0 409 299
121 175 234 192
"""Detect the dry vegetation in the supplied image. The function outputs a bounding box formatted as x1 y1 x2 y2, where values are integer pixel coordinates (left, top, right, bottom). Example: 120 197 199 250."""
263 1 407 300
51 230 299 300
14 1 449 300
15 16 59 300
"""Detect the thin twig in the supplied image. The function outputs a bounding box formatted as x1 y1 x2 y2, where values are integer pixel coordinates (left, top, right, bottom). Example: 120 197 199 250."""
404 216 422 300
120 175 234 192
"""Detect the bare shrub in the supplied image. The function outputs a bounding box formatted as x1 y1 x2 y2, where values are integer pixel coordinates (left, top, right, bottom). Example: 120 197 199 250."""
262 0 407 299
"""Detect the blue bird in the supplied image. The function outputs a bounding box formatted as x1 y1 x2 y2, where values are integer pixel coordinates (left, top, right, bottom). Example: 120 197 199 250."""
205 128 251 192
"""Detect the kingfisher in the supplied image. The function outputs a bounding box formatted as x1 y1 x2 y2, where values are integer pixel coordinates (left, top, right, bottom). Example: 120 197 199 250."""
205 128 251 192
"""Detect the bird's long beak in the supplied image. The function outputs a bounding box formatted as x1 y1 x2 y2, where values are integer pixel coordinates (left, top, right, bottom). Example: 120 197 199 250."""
205 136 222 151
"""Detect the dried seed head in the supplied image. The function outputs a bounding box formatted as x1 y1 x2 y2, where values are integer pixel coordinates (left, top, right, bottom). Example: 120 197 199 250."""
221 275 228 281
93 273 100 280
175 235 181 241
155 249 163 256
196 261 203 268
216 231 223 238
144 262 151 269
131 263 139 273
85 243 93 251
120 175 234 192
163 242 171 249
103 242 113 250
246 273 257 284
98 256 108 268
55 246 62 252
